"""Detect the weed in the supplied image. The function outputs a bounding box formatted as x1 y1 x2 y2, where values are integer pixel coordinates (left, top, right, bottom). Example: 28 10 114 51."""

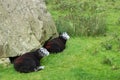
46 0 108 36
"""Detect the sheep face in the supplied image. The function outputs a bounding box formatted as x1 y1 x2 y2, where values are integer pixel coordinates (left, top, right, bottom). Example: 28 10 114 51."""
38 47 49 57
61 32 70 40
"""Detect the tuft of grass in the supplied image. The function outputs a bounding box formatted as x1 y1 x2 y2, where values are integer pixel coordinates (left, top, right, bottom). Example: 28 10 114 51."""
46 0 108 37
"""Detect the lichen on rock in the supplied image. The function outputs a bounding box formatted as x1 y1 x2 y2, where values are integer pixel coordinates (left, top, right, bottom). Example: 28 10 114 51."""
0 0 58 58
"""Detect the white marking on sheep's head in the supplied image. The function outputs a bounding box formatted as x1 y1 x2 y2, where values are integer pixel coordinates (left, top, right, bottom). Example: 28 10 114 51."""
61 32 70 40
38 47 49 57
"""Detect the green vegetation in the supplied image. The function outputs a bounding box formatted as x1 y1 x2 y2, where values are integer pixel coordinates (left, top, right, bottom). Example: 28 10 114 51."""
45 0 120 36
0 37 120 80
1 0 120 80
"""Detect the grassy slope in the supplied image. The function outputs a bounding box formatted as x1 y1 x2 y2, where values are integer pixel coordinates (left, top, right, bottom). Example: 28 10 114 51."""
1 0 120 80
0 37 120 80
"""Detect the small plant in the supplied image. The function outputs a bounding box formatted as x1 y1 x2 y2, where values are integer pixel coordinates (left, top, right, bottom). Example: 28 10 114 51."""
102 57 112 66
101 33 120 52
116 17 120 25
111 65 119 70
102 42 112 50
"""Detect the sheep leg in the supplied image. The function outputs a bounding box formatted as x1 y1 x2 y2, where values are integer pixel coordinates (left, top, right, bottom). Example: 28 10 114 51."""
37 66 45 70
34 66 45 72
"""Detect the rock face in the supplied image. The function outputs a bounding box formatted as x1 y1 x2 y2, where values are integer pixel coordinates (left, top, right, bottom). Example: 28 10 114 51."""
0 0 58 58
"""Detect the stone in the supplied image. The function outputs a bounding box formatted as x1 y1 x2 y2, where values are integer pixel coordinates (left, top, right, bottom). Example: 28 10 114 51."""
0 0 58 58
0 58 10 66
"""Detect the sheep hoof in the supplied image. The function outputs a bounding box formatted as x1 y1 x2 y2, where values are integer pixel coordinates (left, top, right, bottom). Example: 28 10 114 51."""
38 66 45 70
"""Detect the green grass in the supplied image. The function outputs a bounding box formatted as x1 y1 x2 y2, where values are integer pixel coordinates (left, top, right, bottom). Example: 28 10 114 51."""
1 0 120 80
46 0 120 36
0 37 120 80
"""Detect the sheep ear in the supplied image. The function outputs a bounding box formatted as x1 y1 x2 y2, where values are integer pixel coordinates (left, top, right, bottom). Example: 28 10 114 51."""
63 32 67 34
65 32 67 34
59 32 62 35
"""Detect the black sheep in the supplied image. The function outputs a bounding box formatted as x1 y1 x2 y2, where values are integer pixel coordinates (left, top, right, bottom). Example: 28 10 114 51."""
43 32 70 53
9 56 20 64
13 47 49 73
